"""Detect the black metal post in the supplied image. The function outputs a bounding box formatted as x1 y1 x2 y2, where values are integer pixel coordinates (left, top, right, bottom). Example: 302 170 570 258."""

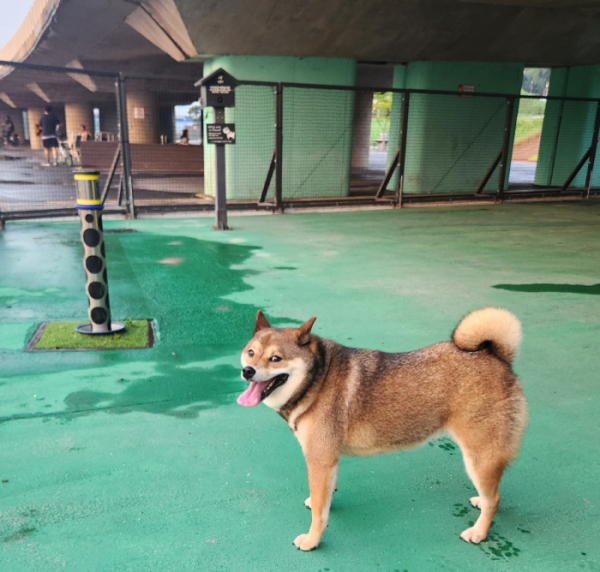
213 107 229 230
476 151 502 195
584 101 600 198
562 147 592 191
100 144 122 204
395 92 410 206
497 96 515 201
259 148 276 204
116 73 135 218
376 149 398 200
275 83 283 210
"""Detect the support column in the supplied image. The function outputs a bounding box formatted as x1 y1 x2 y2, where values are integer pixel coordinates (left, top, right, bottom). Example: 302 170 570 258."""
99 104 119 140
8 110 26 143
535 68 568 186
388 61 523 195
202 55 356 200
65 102 94 145
27 107 45 150
126 91 159 144
351 91 373 169
538 65 600 188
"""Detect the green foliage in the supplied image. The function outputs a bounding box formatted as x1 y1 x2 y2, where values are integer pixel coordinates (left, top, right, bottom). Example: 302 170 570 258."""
186 104 202 124
522 68 550 96
371 92 392 145
514 116 544 145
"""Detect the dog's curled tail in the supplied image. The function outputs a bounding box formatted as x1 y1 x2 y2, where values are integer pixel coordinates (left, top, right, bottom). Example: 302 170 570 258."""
452 308 522 364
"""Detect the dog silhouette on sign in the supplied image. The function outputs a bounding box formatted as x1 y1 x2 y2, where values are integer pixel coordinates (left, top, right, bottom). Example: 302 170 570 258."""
222 127 235 141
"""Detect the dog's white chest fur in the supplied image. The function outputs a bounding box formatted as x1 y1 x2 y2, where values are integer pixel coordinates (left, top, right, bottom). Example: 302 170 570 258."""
262 358 307 411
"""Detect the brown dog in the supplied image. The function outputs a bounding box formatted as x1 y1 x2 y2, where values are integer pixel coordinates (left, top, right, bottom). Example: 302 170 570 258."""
238 308 527 550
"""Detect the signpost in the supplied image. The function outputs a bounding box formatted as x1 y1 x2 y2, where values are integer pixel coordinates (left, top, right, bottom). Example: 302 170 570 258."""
197 69 238 230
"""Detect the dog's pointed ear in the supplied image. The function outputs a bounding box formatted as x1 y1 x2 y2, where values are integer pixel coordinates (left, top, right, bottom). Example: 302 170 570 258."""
296 317 316 345
253 310 271 334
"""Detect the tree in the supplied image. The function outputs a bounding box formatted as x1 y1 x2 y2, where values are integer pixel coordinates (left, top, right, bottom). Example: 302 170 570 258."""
522 68 551 96
186 104 202 124
372 92 392 132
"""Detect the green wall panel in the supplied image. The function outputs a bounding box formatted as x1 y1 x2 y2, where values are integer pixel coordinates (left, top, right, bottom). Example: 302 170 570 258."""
387 62 523 194
203 56 356 200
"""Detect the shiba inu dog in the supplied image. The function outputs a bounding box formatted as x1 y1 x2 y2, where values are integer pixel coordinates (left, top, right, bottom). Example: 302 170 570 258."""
238 308 527 551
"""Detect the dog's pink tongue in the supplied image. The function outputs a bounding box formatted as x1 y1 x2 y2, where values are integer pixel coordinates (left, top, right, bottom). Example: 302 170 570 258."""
237 381 270 407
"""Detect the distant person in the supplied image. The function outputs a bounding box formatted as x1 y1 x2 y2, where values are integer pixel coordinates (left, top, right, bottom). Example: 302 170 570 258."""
177 128 189 145
39 106 60 166
3 116 15 143
80 125 92 142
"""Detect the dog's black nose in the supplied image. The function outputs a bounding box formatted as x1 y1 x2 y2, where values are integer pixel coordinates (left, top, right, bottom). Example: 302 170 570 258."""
242 366 256 380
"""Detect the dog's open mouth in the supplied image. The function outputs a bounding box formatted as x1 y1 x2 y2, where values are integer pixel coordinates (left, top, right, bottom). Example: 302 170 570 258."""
237 373 289 407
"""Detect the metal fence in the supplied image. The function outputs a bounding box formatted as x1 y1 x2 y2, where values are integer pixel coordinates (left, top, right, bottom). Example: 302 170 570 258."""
1 60 600 224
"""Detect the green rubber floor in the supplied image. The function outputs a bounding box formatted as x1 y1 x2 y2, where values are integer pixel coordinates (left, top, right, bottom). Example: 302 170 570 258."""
1 201 599 571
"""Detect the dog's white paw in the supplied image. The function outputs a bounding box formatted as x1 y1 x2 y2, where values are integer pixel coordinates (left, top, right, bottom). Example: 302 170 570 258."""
304 497 311 509
293 533 319 551
460 526 487 544
469 496 482 510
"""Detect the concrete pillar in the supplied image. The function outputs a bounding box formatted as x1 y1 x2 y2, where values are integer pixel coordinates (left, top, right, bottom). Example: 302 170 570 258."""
99 104 119 140
536 65 600 188
6 110 26 143
351 91 373 169
202 55 356 199
126 91 159 144
535 68 568 186
27 107 45 150
65 102 94 145
387 61 523 194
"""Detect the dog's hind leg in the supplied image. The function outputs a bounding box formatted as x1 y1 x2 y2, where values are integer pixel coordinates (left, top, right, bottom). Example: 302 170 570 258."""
456 445 506 543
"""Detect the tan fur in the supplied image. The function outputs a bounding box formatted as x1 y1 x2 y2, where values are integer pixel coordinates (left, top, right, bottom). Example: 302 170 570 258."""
240 308 528 551
453 307 522 363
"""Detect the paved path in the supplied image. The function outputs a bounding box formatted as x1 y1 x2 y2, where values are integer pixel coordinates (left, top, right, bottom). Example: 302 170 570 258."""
1 202 599 570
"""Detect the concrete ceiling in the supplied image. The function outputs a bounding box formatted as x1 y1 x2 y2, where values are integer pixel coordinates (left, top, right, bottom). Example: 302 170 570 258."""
0 0 202 111
176 0 600 67
3 0 600 113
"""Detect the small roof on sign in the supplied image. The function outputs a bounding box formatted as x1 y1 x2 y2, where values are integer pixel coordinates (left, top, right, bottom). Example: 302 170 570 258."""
195 68 239 88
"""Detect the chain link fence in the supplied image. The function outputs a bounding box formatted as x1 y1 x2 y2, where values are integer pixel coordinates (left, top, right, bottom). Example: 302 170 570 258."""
2 61 600 223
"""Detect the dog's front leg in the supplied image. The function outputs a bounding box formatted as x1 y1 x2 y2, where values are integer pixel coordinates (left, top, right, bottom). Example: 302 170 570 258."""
294 460 339 551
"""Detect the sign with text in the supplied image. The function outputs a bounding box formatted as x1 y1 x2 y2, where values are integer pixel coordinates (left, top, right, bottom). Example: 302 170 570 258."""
458 84 475 98
198 69 238 108
207 123 236 144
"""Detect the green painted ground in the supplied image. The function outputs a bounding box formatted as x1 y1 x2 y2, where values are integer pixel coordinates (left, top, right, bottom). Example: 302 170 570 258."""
33 320 150 351
0 202 599 571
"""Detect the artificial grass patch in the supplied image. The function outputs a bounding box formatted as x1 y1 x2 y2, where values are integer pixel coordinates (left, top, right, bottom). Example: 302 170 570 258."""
31 320 152 351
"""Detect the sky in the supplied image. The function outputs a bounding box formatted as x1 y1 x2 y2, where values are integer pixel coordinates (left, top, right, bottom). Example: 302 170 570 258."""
0 0 37 50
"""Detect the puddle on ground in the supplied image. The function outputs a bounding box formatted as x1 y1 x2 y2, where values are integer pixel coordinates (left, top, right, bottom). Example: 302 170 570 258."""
493 283 600 295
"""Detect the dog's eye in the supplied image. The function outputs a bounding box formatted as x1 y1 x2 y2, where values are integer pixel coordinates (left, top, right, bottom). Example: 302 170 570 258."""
248 349 254 357
269 356 282 362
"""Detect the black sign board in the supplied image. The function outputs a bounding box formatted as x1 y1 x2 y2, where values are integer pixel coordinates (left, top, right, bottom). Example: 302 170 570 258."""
207 123 236 144
197 68 238 108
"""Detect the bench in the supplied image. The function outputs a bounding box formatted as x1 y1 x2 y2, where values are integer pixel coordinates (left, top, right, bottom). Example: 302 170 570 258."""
80 141 204 174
